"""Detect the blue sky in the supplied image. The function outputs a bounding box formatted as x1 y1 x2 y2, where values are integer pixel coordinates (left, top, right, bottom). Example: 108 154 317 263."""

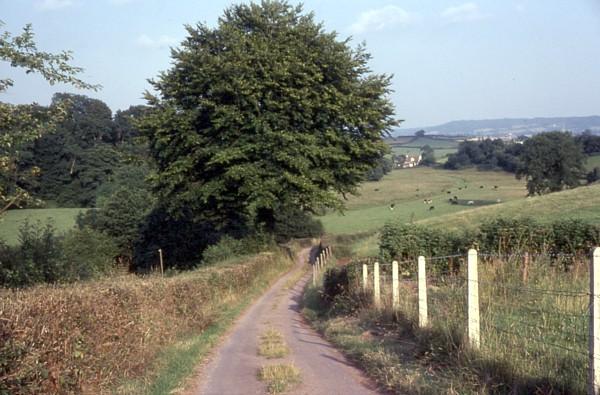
1 0 600 128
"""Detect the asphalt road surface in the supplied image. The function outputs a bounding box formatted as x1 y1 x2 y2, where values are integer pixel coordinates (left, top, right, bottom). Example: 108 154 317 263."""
193 247 380 395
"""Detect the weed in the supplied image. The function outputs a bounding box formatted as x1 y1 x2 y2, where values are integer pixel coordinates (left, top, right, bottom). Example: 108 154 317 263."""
258 329 289 359
258 363 301 393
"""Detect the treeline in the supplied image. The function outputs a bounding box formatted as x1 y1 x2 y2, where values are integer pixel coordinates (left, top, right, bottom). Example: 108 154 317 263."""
444 131 600 194
446 131 600 173
16 93 148 207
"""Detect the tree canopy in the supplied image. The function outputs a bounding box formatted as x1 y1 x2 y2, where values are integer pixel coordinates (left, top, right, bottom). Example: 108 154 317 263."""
516 131 586 195
142 0 397 231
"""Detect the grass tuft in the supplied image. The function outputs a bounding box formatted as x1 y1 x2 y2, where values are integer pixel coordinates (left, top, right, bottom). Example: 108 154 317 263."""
258 363 302 393
258 329 290 359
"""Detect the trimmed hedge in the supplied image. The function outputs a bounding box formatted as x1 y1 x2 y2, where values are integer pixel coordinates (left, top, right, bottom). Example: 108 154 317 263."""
380 218 600 268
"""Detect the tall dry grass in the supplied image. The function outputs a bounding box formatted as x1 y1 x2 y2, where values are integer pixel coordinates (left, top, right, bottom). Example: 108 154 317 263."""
0 251 292 394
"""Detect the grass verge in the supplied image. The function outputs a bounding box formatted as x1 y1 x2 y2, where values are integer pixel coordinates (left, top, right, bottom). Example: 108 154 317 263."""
258 363 301 394
258 329 290 359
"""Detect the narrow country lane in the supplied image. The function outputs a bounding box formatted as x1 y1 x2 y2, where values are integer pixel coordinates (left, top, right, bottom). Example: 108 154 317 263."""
193 247 380 395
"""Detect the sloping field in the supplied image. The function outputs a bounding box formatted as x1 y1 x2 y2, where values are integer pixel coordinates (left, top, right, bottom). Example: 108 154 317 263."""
320 167 526 234
418 182 600 231
0 208 86 245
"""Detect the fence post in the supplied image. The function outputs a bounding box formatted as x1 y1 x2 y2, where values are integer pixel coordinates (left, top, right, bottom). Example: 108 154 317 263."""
373 262 380 308
312 261 317 286
392 260 399 309
522 251 529 284
467 249 480 349
418 256 428 327
158 248 164 277
362 263 368 291
589 247 600 395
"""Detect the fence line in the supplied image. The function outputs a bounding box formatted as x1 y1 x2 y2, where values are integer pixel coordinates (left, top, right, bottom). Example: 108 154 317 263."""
324 247 600 394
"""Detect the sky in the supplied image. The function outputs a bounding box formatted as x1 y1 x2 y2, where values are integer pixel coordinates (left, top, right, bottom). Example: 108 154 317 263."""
1 0 600 128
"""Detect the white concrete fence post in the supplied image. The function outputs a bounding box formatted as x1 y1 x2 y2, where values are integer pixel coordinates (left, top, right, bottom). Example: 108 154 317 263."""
589 247 600 395
467 249 480 349
418 256 428 327
392 260 399 309
312 261 317 286
373 262 381 308
362 263 368 291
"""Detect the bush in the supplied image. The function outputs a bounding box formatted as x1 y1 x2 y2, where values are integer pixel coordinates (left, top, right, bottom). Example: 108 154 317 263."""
0 221 64 287
272 207 323 243
132 205 221 272
201 236 245 265
322 266 352 300
78 187 153 261
61 228 119 281
0 222 118 287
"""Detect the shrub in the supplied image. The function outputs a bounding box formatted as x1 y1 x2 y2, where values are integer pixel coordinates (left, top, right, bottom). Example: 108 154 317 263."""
0 222 119 287
78 187 153 261
272 207 323 243
322 266 350 302
61 228 119 281
0 221 64 287
201 236 245 265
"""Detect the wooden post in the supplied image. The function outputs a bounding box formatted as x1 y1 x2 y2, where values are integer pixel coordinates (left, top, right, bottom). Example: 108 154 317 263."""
158 248 164 277
362 263 368 291
589 247 600 395
467 249 480 349
522 252 529 284
316 256 321 272
312 262 317 286
418 256 428 327
373 262 380 308
392 260 399 309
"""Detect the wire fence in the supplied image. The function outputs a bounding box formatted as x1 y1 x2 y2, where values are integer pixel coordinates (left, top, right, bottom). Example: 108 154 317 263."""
314 248 600 394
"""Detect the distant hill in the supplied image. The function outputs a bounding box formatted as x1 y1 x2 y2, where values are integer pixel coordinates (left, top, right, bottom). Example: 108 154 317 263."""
396 116 600 137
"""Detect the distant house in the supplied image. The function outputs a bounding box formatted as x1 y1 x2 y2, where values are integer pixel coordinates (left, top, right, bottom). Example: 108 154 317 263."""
398 153 422 168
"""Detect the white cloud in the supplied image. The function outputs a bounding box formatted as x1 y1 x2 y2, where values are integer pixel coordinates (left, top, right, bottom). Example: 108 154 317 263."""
36 0 74 11
441 3 489 23
136 34 178 49
350 5 415 34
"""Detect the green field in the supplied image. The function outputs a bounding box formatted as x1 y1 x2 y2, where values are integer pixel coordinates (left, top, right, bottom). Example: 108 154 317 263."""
585 154 600 170
419 182 600 231
0 208 86 245
320 167 527 235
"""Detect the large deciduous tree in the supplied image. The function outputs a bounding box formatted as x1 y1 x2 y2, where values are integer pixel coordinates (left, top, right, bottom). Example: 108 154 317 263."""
516 131 586 195
142 0 397 231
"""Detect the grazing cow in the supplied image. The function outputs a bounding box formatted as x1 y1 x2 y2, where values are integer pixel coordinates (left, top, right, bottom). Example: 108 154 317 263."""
429 206 435 211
